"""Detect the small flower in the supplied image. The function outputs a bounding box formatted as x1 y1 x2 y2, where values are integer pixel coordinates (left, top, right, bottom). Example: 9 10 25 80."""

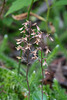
32 56 38 60
32 23 37 26
45 47 51 55
16 56 21 59
16 37 27 44
25 43 31 50
20 30 26 33
16 38 22 44
19 27 23 31
49 37 54 41
43 61 48 66
31 50 37 56
34 38 40 45
16 45 22 50
22 37 27 42
35 33 42 39
38 33 42 38
16 38 21 41
16 45 25 52
22 20 29 26
31 32 36 36
36 25 40 31
37 47 42 51
16 41 22 45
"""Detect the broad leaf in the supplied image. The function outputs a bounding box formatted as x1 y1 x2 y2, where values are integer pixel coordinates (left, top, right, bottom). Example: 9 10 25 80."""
53 0 67 6
5 0 37 16
32 91 47 100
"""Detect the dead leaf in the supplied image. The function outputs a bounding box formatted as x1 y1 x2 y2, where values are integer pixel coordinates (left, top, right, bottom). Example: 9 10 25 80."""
12 12 46 22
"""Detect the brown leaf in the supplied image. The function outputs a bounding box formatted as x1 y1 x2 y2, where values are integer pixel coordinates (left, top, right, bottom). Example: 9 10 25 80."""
12 13 27 20
12 12 46 21
49 22 56 34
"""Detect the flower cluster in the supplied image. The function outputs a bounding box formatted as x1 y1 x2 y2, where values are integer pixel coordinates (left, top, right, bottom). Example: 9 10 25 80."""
16 20 53 66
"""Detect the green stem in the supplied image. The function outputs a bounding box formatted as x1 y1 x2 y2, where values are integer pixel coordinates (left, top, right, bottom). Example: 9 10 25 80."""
27 0 34 20
45 0 50 33
26 1 34 99
41 50 43 100
18 50 22 75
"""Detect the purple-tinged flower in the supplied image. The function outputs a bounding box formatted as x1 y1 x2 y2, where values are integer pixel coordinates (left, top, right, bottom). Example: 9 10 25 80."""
19 27 23 31
34 38 40 45
49 37 54 41
32 56 38 60
25 43 31 50
20 30 26 33
43 61 48 66
36 25 40 31
45 47 51 55
16 56 21 59
16 45 23 50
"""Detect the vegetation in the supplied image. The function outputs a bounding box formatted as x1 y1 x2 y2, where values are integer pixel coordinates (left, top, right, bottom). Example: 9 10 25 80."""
0 0 67 100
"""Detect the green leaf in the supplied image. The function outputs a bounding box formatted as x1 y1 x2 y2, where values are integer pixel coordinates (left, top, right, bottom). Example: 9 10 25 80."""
53 0 67 6
5 0 37 16
46 45 59 64
29 71 36 86
32 91 47 100
54 34 67 58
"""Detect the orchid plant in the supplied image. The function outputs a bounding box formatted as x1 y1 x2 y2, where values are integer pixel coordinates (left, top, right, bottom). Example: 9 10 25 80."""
16 20 53 100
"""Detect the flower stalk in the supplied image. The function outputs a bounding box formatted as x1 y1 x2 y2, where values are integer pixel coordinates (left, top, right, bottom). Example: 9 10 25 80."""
26 0 34 99
26 53 30 100
45 0 50 33
27 0 34 20
41 50 43 100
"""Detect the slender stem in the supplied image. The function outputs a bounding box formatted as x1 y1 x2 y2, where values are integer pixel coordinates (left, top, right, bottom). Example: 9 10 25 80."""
18 50 22 75
46 0 50 21
0 0 6 18
26 23 31 99
26 65 30 100
45 0 50 33
26 51 30 100
27 0 34 20
26 1 34 98
41 50 43 100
